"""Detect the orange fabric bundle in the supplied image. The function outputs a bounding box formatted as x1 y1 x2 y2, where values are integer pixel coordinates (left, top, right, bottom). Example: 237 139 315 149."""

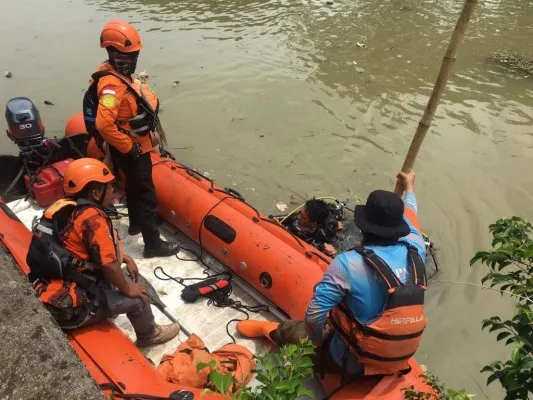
158 334 255 392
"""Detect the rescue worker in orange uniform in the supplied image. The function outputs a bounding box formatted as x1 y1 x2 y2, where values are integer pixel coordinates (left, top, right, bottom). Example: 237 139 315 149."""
84 20 179 258
29 158 180 346
61 112 90 158
236 171 427 378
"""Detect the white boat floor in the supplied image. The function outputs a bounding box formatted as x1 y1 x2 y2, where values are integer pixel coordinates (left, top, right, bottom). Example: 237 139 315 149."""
8 198 324 397
7 198 276 364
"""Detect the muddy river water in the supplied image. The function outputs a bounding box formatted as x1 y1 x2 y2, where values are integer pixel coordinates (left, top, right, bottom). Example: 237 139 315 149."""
2 0 533 396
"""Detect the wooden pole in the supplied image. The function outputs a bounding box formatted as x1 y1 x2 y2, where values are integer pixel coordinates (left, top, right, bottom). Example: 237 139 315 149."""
394 0 477 196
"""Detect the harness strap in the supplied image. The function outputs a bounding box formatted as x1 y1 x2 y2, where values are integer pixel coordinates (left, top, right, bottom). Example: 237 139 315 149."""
36 223 53 235
46 200 110 294
352 245 402 289
91 70 157 125
407 244 427 287
62 268 100 296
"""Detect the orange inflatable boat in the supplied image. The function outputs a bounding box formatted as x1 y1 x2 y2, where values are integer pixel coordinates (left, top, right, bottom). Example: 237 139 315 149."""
0 149 433 399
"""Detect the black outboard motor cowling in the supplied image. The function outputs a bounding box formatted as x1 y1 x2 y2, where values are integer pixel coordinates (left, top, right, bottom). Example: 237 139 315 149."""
5 97 45 149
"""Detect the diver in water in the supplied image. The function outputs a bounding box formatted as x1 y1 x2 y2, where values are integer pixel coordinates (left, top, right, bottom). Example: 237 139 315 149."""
277 198 343 257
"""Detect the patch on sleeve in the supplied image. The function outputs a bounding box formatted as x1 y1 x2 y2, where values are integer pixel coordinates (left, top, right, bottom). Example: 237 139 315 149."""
100 94 117 108
101 85 117 95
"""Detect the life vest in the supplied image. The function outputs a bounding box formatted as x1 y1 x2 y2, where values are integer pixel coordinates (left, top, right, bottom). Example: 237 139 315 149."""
83 69 159 142
27 198 122 327
158 334 255 392
329 243 427 376
28 199 99 289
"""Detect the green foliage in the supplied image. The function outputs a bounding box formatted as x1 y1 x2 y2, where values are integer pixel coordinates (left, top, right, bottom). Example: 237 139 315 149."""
402 372 475 400
471 216 533 399
198 338 316 400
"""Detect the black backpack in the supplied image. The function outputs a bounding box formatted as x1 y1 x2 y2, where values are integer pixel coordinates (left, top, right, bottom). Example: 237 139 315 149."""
26 201 100 295
82 70 158 146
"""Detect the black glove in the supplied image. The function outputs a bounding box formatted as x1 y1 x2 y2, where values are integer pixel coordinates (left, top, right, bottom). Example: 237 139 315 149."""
126 142 142 161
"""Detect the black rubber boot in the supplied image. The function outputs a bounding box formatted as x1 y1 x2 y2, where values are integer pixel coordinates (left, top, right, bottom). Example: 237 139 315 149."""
128 225 142 236
143 240 180 258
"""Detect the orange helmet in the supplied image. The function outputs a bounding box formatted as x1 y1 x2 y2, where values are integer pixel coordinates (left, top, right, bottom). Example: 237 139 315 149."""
64 112 87 137
100 20 142 53
63 158 115 196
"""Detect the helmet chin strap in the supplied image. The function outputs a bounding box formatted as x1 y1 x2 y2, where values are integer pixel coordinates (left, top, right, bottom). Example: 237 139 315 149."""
98 183 109 208
93 183 108 207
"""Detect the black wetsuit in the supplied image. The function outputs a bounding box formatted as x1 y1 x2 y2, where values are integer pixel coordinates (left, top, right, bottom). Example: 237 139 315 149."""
281 214 339 253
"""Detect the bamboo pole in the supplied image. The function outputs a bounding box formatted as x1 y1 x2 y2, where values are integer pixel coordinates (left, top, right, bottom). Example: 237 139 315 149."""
394 0 477 195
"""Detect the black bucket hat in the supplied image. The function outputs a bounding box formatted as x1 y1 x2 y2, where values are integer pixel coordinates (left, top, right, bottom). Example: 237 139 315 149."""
354 190 410 239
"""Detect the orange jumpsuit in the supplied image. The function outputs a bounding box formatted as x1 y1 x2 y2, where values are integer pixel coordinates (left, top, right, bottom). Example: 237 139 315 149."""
89 61 163 247
92 61 157 154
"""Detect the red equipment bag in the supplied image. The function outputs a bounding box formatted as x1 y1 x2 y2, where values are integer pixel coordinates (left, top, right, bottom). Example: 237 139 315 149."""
24 159 74 207
181 276 231 303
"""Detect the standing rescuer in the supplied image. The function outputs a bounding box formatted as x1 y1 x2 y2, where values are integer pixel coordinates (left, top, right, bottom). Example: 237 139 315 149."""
83 20 179 258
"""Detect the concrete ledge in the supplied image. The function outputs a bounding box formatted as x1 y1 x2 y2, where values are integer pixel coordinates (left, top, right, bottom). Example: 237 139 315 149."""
0 246 104 400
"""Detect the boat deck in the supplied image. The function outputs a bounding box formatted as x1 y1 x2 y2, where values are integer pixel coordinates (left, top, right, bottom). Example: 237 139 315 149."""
8 198 278 359
8 198 324 396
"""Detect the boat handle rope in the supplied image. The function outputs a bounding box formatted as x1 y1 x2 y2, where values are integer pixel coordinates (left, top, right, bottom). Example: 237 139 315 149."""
154 154 334 265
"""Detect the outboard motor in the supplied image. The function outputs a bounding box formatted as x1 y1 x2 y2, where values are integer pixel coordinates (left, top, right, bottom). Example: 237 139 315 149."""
5 97 49 164
6 97 45 148
4 97 74 207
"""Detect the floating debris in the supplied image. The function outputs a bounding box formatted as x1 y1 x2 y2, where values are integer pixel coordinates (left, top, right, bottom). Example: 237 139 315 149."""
356 42 367 48
138 70 149 82
172 80 180 88
44 100 55 106
259 134 265 138
490 51 533 75
355 67 365 73
4 71 12 78
276 202 287 212
325 0 333 4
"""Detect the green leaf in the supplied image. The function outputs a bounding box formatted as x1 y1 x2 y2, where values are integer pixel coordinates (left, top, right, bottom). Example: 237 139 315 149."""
297 387 316 399
480 366 494 373
511 347 520 363
496 331 512 342
197 360 217 372
487 371 502 386
210 370 234 394
200 388 216 398
505 337 517 346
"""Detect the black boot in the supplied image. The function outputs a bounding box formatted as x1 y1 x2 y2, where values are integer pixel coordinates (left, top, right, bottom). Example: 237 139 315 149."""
128 224 142 236
143 240 180 258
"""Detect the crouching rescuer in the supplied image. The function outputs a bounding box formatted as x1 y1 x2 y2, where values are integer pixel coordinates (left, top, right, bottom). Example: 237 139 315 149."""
26 158 179 347
237 171 427 379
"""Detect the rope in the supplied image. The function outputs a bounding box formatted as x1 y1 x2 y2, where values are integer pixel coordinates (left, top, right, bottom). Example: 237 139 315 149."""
154 265 269 344
154 154 335 265
0 162 27 200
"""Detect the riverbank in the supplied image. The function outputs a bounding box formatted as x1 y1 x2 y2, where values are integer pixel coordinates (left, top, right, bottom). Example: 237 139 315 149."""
0 246 104 400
